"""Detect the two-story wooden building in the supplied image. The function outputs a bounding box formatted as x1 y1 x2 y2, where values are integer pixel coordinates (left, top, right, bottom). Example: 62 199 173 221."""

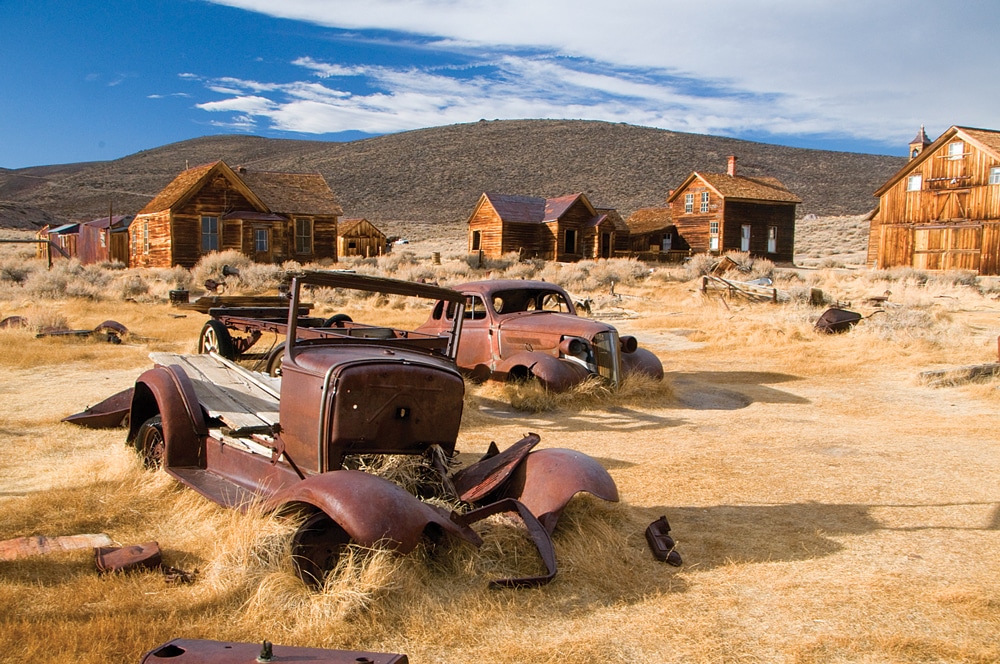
666 157 800 262
867 125 1000 274
467 192 620 261
131 161 342 268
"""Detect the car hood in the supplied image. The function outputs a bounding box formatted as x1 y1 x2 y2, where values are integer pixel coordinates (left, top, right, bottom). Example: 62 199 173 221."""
494 311 614 340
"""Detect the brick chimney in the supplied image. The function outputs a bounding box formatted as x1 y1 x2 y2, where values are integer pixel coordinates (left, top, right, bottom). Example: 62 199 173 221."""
727 155 737 177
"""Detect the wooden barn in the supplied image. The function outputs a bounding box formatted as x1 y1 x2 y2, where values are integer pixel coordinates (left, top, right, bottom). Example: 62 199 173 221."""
36 216 133 265
131 161 342 269
867 125 1000 274
467 192 622 262
666 157 800 262
337 218 386 258
625 207 679 259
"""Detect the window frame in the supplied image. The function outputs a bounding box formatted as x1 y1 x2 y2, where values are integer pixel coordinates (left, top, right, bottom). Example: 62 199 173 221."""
254 228 269 252
906 174 922 192
200 216 218 253
471 229 482 251
295 218 313 255
989 167 1000 185
948 141 964 161
700 191 710 213
684 193 694 213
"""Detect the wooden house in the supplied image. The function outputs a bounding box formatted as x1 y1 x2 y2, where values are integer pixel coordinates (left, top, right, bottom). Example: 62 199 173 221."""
131 161 342 268
467 192 622 262
337 218 386 258
666 157 800 262
36 216 133 265
867 125 1000 274
596 207 631 255
625 207 678 256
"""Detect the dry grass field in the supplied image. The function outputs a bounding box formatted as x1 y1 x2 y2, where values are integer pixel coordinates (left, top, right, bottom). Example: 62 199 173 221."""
1 228 999 663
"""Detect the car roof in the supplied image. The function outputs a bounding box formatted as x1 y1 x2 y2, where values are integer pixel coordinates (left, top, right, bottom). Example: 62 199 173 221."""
452 280 569 296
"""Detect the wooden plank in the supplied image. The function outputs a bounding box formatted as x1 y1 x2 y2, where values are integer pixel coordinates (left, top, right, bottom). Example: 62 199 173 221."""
0 533 113 560
149 353 279 430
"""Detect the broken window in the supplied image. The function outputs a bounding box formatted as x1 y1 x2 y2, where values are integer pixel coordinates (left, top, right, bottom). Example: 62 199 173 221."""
201 216 218 252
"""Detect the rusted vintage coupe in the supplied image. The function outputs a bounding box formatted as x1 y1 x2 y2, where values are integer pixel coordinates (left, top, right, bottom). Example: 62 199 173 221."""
69 271 619 587
416 279 664 391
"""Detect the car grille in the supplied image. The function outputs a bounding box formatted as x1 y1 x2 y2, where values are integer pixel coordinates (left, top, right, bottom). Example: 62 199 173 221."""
591 331 622 387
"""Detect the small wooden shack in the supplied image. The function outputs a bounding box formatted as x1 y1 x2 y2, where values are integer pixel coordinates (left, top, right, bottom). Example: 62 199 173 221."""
868 125 1000 274
467 192 622 261
666 156 800 262
131 161 342 269
625 207 679 259
337 218 386 258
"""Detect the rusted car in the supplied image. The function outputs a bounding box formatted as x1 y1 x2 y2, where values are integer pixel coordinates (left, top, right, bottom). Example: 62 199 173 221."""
70 271 619 587
416 279 664 391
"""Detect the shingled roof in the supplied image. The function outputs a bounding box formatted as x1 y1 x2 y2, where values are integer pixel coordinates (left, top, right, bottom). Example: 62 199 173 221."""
237 169 343 216
483 193 548 223
670 172 801 204
626 207 674 234
138 161 343 216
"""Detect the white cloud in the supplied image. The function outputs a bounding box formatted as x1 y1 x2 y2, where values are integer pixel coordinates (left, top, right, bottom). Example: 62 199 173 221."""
201 0 1000 147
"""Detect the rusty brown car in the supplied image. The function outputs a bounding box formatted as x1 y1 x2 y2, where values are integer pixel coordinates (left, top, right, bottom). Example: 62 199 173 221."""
416 279 664 391
71 271 619 587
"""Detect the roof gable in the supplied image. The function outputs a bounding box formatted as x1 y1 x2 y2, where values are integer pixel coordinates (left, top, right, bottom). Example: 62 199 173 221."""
875 125 1000 196
544 193 593 221
138 161 268 215
482 193 547 222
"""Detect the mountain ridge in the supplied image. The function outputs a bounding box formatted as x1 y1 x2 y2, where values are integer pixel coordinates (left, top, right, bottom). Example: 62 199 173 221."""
0 119 905 235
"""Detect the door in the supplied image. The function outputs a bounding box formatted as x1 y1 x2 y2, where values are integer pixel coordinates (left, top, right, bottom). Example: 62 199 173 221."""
600 232 612 258
741 225 751 252
253 226 272 263
767 226 777 254
662 232 672 251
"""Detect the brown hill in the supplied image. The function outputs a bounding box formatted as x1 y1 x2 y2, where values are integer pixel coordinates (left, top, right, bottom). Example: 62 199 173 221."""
0 119 905 235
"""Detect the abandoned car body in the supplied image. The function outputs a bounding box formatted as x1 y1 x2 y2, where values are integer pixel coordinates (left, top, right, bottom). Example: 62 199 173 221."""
72 271 619 586
416 280 664 391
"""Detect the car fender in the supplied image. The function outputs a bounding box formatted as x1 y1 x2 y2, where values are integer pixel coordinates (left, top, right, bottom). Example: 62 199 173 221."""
128 365 207 468
498 448 619 534
621 347 664 381
496 351 591 392
269 470 481 552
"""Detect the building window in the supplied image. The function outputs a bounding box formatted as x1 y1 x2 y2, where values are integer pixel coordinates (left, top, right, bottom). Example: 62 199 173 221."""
907 174 922 191
948 141 964 161
564 229 577 254
990 167 1000 185
295 218 313 254
709 221 719 252
254 228 268 252
143 220 150 254
201 216 218 252
471 230 482 251
768 226 777 254
348 240 357 250
700 192 710 213
684 193 694 213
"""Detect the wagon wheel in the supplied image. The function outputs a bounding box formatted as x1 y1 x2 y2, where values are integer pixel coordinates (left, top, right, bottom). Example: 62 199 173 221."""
290 510 352 588
198 320 236 359
322 313 352 328
266 342 286 377
135 415 165 470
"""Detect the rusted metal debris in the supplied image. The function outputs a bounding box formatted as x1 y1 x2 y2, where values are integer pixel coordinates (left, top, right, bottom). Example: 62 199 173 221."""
95 541 162 574
645 516 683 566
139 639 408 663
35 319 130 343
67 271 624 589
0 315 29 329
814 307 864 333
0 533 112 560
61 387 133 429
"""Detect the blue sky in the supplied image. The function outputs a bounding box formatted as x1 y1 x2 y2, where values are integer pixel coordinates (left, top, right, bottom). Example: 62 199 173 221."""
2 0 998 169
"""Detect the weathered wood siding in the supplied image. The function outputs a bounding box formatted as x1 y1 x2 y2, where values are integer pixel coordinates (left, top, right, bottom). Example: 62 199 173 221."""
502 221 546 258
723 201 796 262
338 220 385 257
468 201 507 257
130 212 172 268
873 133 1000 274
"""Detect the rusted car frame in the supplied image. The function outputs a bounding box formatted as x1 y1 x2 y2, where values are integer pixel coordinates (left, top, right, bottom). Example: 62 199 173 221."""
417 279 664 391
74 271 618 587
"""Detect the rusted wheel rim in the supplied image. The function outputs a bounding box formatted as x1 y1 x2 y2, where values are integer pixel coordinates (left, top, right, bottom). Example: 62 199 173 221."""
137 416 165 470
290 511 351 588
201 327 221 353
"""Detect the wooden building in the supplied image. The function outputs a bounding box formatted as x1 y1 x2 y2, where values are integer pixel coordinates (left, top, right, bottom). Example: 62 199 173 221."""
625 207 677 256
867 125 1000 274
467 192 622 261
131 161 342 269
338 218 386 258
36 216 132 266
666 157 800 262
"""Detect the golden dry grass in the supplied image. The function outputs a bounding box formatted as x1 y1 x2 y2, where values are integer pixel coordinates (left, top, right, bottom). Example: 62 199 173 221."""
2 253 1000 663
